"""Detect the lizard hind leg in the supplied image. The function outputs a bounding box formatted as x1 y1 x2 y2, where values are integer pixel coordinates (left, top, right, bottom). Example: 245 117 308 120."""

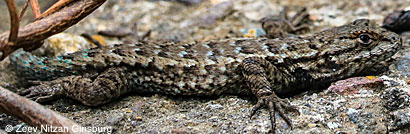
19 67 130 106
241 57 299 132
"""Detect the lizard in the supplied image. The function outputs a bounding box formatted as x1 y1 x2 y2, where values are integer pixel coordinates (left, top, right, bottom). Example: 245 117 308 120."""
10 19 402 133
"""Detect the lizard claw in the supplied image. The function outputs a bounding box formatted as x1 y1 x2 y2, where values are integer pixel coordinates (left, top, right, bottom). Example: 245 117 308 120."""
18 82 63 103
250 99 264 119
250 94 299 133
18 87 31 96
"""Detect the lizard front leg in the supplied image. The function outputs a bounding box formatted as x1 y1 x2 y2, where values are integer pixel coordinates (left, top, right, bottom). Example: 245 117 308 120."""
241 57 299 133
19 67 129 106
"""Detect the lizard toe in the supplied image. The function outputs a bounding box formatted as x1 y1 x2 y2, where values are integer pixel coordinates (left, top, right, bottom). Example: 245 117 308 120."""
250 99 264 119
252 94 298 132
279 98 299 116
17 88 31 96
27 80 42 85
24 86 47 101
19 83 63 103
35 95 57 103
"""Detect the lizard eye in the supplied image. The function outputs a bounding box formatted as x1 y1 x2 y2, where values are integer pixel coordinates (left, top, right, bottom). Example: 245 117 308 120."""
360 35 369 42
357 33 374 44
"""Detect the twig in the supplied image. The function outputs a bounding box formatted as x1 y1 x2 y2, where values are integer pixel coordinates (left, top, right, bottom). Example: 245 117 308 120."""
5 0 20 47
29 0 41 19
81 33 104 47
38 0 74 20
19 0 30 21
140 29 152 40
0 86 90 134
97 30 133 38
0 0 107 60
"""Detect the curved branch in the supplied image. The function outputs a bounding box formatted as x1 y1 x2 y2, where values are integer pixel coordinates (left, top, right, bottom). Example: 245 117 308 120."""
38 0 73 20
0 0 107 60
0 86 90 134
5 0 20 47
19 0 30 21
29 0 41 19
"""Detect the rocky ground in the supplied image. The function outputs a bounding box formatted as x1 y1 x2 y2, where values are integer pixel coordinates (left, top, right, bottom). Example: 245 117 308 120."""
1 0 410 133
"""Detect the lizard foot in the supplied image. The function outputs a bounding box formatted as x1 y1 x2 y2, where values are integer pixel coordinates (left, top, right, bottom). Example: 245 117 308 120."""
250 94 299 133
18 82 64 103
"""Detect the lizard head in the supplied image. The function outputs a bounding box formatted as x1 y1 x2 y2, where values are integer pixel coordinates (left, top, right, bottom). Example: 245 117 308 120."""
313 19 402 76
346 19 401 61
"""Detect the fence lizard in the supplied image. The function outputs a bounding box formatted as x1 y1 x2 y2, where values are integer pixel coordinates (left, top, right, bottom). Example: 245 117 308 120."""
11 19 402 133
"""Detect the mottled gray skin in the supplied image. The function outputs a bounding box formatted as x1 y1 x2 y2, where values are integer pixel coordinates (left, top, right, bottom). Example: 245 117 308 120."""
12 19 401 133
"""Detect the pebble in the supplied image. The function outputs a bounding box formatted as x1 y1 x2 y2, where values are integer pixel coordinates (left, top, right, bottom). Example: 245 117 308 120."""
199 1 233 28
327 77 383 95
358 89 373 94
390 107 410 129
136 116 143 121
31 33 115 57
208 116 220 122
170 0 202 5
381 87 410 111
240 28 266 38
106 113 124 126
374 121 387 134
171 129 189 134
307 123 317 128
397 54 410 76
205 104 224 110
326 122 339 129
382 9 410 33
240 0 276 21
131 121 138 126
347 108 359 123
380 76 407 86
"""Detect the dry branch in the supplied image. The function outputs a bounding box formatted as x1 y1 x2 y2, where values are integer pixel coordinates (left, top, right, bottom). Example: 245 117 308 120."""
19 0 30 21
38 0 73 19
0 86 90 134
0 0 107 60
29 0 41 19
5 0 19 48
0 0 107 133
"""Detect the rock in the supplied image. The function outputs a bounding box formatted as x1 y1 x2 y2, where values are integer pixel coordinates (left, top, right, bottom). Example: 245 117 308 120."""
199 1 233 28
327 121 340 130
381 87 410 111
389 107 410 130
106 113 125 126
347 108 359 123
397 54 410 76
383 9 410 33
205 104 224 110
328 76 384 95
